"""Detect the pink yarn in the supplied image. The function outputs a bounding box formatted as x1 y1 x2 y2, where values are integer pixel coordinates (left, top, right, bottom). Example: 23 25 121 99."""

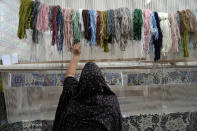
168 13 181 53
63 8 73 50
143 9 151 52
36 4 49 32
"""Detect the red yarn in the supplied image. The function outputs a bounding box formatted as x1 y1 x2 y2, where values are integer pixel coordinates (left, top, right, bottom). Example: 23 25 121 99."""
52 6 60 46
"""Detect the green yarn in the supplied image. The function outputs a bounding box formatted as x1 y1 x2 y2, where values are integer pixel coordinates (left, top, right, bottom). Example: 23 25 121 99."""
73 10 80 44
17 0 33 39
182 11 190 57
102 11 110 52
133 9 143 40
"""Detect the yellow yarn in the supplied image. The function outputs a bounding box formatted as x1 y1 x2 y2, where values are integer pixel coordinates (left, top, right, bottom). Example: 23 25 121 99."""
17 0 34 39
101 11 110 52
182 11 190 57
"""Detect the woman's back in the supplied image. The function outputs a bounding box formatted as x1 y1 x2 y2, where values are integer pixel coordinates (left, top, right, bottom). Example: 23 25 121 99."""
52 44 122 131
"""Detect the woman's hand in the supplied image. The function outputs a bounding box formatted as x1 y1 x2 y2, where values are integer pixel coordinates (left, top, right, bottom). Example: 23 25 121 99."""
72 43 81 56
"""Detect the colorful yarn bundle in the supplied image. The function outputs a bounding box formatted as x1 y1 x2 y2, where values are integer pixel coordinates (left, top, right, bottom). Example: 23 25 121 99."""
133 9 143 40
153 12 163 61
32 1 41 43
102 11 110 52
73 10 80 44
17 0 34 39
115 8 132 51
143 9 152 52
57 7 64 53
168 13 181 53
79 9 85 34
63 8 74 50
107 9 115 44
96 11 103 46
51 6 59 46
181 11 190 57
89 10 96 45
36 4 49 32
18 0 197 60
185 9 197 32
159 12 172 56
82 10 91 41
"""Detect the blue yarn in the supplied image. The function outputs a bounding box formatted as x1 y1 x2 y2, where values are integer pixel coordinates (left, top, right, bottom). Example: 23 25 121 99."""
152 12 159 40
153 12 163 61
57 8 64 53
107 9 115 44
89 10 96 45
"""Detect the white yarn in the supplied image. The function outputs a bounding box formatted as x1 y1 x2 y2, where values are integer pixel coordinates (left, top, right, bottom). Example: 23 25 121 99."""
79 9 85 33
140 11 145 58
159 12 172 56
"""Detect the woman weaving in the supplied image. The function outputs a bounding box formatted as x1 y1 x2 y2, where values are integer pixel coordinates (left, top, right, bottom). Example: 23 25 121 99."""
52 43 122 131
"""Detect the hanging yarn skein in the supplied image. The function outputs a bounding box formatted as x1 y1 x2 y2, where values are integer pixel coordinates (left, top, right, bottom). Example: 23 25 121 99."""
63 8 74 50
79 9 85 34
36 4 49 32
153 12 163 61
101 11 110 52
176 12 184 54
168 13 181 53
48 6 55 30
89 10 96 45
143 9 152 52
115 8 132 51
32 1 41 43
151 12 158 40
73 10 80 44
17 0 34 39
185 9 197 32
96 11 102 46
57 7 64 53
51 6 59 46
82 10 91 41
107 9 115 44
178 11 185 36
181 10 190 57
133 9 143 40
148 13 156 54
159 12 172 56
